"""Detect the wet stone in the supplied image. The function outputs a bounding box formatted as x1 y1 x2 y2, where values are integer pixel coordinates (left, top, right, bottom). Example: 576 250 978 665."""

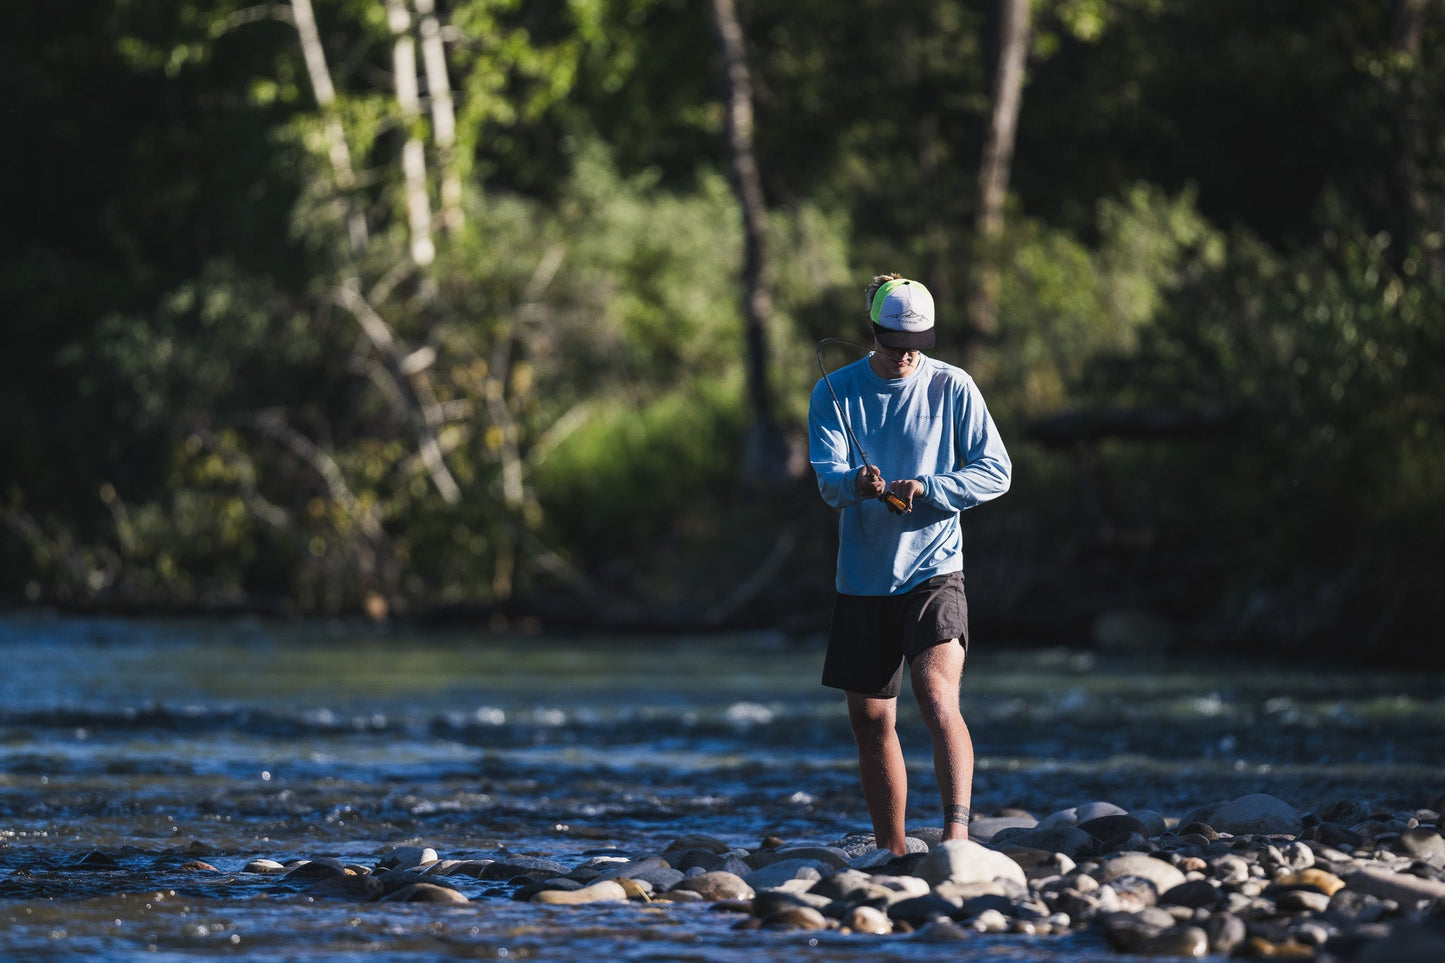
846 904 893 934
1161 878 1221 909
304 875 385 901
479 855 571 881
887 893 962 927
669 871 753 901
378 846 438 872
531 880 629 905
1203 912 1247 955
1078 813 1149 843
243 858 286 874
1276 888 1332 913
759 906 829 931
283 858 346 882
1137 924 1209 958
1394 828 1445 866
380 882 469 904
74 851 123 870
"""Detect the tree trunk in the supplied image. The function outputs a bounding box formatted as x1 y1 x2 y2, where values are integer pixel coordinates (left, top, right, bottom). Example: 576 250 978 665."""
385 0 436 266
1390 0 1434 273
413 0 463 233
968 0 1031 340
708 0 795 482
288 0 369 252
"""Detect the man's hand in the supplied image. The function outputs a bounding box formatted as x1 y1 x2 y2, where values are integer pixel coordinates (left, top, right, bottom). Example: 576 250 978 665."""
886 479 924 513
856 465 886 497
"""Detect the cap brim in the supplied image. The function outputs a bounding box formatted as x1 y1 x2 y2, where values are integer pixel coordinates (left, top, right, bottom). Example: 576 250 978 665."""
872 323 934 350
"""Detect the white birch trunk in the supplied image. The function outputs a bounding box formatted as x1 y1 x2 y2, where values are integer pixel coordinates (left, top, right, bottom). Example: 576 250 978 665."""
288 0 369 251
386 0 436 266
413 0 463 232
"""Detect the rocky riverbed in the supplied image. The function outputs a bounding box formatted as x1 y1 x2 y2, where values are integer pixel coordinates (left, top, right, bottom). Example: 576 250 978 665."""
29 791 1445 961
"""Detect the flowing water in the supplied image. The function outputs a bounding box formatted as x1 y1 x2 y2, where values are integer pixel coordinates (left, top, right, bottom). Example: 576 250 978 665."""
1 613 1441 961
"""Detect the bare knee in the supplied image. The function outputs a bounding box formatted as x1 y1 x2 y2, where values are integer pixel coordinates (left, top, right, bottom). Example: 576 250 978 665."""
847 698 895 745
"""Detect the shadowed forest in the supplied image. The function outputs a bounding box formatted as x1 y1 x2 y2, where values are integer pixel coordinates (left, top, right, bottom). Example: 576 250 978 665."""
4 0 1443 664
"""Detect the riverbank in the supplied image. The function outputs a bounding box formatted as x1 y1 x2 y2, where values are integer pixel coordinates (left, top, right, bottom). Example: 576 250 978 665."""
5 791 1444 961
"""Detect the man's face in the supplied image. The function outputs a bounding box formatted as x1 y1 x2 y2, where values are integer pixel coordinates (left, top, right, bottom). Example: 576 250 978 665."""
871 342 922 379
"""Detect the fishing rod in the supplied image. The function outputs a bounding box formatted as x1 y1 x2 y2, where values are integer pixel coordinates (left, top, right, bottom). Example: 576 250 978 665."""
816 338 910 514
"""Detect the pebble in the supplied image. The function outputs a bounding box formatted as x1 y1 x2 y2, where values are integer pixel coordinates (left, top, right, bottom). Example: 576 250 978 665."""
51 790 1443 961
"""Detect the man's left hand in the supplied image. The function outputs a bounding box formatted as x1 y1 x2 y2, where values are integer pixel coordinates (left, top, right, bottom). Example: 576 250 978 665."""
886 479 924 513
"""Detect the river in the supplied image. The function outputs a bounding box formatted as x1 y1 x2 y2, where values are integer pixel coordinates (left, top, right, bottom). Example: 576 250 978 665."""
1 614 1440 960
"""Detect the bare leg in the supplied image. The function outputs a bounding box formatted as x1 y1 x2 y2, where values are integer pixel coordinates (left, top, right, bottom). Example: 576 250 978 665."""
845 692 908 855
910 640 973 841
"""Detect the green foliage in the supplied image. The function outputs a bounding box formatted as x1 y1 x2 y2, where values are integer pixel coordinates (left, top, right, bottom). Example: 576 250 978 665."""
7 0 1445 656
1070 198 1445 651
978 184 1224 415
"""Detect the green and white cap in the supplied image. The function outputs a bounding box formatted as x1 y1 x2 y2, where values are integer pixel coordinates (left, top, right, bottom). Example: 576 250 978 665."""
870 278 935 350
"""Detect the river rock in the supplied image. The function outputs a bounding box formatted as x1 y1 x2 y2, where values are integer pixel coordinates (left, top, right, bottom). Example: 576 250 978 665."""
618 866 685 893
750 889 829 917
846 904 893 934
304 874 385 900
1276 888 1331 913
381 882 469 904
743 859 824 890
244 858 286 874
480 855 571 881
1160 878 1220 909
438 860 493 878
1272 868 1345 896
662 834 730 858
283 858 346 882
537 879 627 902
378 846 437 871
1101 907 1176 951
1209 793 1304 836
971 815 1037 841
759 905 829 930
1345 865 1445 903
1203 911 1247 954
750 845 850 870
1393 827 1445 866
74 851 122 870
1131 809 1169 838
1096 853 1186 893
376 870 464 899
999 824 1097 858
807 868 871 901
917 840 1027 888
532 880 629 904
1137 924 1209 958
1078 813 1148 844
888 893 962 927
670 871 753 901
1038 801 1126 830
513 877 581 900
1000 846 1076 881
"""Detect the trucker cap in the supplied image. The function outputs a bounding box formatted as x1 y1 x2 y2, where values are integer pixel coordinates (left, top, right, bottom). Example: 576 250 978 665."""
869 278 935 350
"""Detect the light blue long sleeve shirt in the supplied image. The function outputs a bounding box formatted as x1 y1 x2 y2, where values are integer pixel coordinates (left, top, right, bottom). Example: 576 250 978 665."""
809 353 1012 596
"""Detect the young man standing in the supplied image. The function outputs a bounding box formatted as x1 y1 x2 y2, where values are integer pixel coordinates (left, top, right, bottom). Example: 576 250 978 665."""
808 273 1011 855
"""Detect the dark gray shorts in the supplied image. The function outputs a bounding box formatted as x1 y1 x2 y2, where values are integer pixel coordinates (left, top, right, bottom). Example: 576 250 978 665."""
821 572 969 698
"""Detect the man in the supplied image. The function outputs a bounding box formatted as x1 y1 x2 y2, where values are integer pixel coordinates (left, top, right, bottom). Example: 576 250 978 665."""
808 273 1011 855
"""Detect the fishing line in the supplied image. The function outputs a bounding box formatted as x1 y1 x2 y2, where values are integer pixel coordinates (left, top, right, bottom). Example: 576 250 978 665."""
815 338 910 514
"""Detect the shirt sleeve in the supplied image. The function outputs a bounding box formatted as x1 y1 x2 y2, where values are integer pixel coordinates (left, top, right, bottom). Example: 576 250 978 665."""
919 377 1012 511
808 379 867 509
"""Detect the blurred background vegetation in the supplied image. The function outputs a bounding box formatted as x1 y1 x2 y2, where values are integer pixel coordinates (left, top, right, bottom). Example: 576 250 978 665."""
3 0 1442 663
